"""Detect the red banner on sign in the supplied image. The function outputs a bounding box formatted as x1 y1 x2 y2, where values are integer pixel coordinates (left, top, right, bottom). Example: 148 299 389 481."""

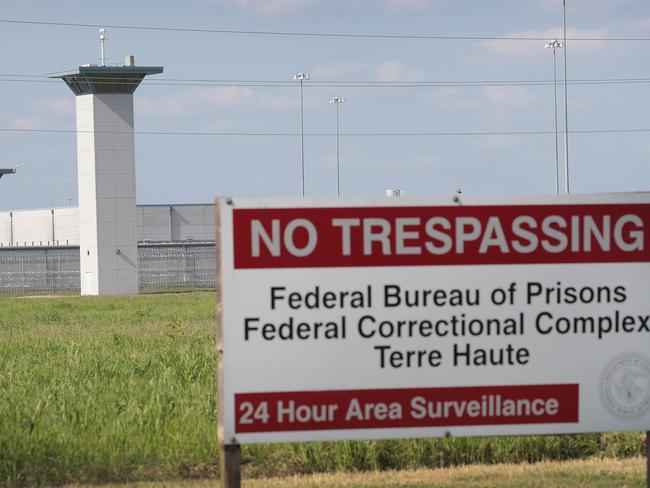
235 384 579 433
232 204 650 269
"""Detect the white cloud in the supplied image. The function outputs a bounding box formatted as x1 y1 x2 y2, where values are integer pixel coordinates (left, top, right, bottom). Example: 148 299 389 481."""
375 61 425 82
312 60 426 83
214 0 319 16
476 27 608 56
0 0 56 4
361 153 440 171
475 135 518 151
11 117 46 130
183 86 255 108
255 93 298 110
136 95 187 117
32 98 74 115
201 119 235 132
418 87 479 110
568 99 592 114
536 0 633 11
376 0 444 12
312 62 369 80
482 86 536 109
638 18 650 31
7 98 74 132
214 0 445 16
426 87 458 100
136 87 255 117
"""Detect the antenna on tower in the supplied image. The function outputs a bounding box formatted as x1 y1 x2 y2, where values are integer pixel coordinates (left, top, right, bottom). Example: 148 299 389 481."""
99 28 106 66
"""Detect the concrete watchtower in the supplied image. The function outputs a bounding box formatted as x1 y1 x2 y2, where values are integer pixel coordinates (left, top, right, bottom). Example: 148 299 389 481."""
48 52 162 295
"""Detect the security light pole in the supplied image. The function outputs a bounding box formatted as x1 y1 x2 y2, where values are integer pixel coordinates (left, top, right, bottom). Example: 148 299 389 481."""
330 96 345 197
545 40 563 195
563 0 570 194
294 72 310 197
99 29 106 66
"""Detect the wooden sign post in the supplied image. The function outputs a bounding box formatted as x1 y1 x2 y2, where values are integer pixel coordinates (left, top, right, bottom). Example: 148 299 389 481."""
216 199 242 488
220 443 241 488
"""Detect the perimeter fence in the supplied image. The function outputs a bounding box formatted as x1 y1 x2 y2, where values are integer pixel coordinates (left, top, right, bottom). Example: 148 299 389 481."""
138 243 216 292
0 243 216 294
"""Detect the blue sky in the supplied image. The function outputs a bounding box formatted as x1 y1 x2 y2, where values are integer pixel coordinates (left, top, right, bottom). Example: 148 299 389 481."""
0 0 649 209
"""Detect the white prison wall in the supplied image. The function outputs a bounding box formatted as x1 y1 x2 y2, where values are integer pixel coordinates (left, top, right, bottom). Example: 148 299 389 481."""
0 204 215 247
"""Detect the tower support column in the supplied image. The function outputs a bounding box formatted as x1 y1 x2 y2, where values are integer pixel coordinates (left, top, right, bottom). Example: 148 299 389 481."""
77 93 138 295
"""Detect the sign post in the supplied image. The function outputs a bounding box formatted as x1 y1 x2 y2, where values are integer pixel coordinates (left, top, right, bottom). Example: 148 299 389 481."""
216 194 650 484
220 443 241 488
216 199 242 488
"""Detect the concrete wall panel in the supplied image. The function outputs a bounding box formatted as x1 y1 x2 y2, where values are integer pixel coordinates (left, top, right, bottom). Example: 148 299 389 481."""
0 203 216 246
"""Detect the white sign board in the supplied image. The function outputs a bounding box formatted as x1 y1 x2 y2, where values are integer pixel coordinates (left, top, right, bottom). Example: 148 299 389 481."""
217 194 650 445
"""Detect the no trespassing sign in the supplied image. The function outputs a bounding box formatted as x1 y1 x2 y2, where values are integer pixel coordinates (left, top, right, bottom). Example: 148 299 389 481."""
217 194 650 444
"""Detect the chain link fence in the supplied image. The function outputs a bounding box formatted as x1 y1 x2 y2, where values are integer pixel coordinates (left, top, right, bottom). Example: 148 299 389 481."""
138 243 216 292
0 247 80 294
0 243 216 295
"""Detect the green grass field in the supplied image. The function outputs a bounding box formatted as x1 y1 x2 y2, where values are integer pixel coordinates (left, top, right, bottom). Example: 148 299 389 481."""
0 292 646 486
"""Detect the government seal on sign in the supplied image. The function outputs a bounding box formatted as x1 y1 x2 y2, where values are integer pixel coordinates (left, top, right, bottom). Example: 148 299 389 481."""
601 354 650 419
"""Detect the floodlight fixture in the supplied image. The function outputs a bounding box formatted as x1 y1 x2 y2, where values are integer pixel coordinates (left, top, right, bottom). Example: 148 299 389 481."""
544 40 563 49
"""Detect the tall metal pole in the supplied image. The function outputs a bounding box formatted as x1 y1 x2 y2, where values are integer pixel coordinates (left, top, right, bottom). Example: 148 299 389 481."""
563 0 570 194
294 72 309 197
299 79 305 197
553 46 560 195
330 96 345 197
336 101 341 196
51 208 55 244
546 40 563 195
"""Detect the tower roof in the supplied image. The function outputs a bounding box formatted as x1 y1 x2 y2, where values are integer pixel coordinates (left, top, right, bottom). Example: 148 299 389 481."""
0 168 16 178
47 65 163 95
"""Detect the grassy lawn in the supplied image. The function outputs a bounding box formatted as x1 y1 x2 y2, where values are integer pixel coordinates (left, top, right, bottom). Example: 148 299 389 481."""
0 292 646 486
64 458 647 488
0 293 218 486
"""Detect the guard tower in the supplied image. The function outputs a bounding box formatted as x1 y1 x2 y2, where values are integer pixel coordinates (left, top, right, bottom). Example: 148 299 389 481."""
48 44 162 295
0 168 16 179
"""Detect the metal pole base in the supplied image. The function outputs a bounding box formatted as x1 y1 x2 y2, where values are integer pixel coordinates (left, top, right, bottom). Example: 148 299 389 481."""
646 431 649 488
220 443 241 488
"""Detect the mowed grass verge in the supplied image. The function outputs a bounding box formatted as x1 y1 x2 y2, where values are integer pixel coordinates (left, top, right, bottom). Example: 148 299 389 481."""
64 458 648 488
0 292 646 486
